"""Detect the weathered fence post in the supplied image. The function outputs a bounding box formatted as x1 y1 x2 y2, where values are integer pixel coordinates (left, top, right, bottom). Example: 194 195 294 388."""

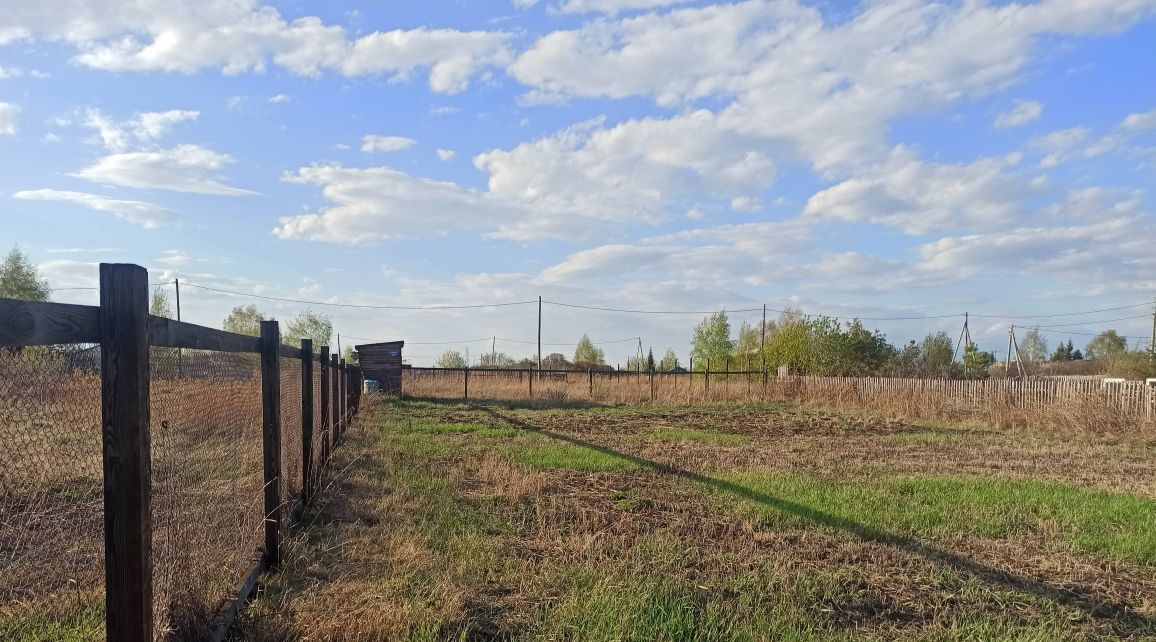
705 359 710 397
528 367 533 397
301 339 314 505
99 263 153 642
319 346 330 466
464 366 470 400
330 354 340 444
260 320 282 569
337 356 346 441
589 369 594 397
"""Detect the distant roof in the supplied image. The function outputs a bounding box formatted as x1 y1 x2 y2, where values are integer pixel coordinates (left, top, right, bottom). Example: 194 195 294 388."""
354 341 404 350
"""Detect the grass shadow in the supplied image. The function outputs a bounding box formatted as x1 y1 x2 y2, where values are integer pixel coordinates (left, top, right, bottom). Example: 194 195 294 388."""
481 407 1156 638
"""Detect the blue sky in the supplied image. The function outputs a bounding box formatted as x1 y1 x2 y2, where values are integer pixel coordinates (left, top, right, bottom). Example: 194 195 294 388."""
2 0 1155 366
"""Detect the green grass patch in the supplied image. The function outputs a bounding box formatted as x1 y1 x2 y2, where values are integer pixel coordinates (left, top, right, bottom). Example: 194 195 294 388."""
715 471 1156 565
649 427 748 445
0 600 104 642
509 442 640 472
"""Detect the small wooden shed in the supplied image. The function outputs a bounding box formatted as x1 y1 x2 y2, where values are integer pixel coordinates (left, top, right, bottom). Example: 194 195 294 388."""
355 341 404 394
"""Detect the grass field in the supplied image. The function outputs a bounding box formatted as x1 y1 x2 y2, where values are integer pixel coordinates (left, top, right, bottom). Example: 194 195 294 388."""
232 397 1156 641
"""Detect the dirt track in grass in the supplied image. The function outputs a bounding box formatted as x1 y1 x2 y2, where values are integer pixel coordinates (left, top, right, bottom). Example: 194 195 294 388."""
233 398 1156 641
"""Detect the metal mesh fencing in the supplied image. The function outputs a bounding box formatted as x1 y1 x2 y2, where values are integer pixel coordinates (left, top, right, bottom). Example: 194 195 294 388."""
149 349 263 641
278 357 303 515
0 344 105 640
310 365 323 493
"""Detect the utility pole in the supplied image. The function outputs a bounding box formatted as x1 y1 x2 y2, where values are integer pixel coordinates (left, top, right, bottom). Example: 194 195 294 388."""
761 304 767 374
1005 325 1013 376
1010 325 1026 378
492 336 496 367
637 337 643 373
1150 300 1155 357
537 296 542 379
953 312 969 363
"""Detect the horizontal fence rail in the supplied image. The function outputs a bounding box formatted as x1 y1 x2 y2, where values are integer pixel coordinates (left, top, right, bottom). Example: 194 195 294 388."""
401 367 1155 427
0 265 365 642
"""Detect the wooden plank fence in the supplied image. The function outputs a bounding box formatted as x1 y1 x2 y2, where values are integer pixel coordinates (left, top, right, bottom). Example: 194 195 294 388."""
0 263 365 642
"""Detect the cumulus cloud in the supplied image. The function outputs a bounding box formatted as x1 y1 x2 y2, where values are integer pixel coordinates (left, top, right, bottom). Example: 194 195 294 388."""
0 102 17 135
556 0 694 15
802 146 1043 234
272 164 527 243
361 135 416 153
436 148 456 161
1122 108 1156 130
13 188 177 227
511 0 1156 170
83 108 199 151
0 1 510 92
473 111 775 238
72 144 256 195
994 100 1043 129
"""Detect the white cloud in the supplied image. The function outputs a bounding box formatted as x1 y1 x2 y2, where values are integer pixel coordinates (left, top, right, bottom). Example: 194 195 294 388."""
72 145 256 196
341 28 512 93
556 0 694 15
803 146 1042 234
994 100 1043 129
473 110 775 238
156 249 202 266
13 189 177 227
83 108 199 151
1122 108 1156 130
0 1 510 92
361 135 416 154
269 93 289 103
539 219 814 285
273 164 527 243
0 102 18 135
0 64 47 79
511 0 1156 171
436 148 456 161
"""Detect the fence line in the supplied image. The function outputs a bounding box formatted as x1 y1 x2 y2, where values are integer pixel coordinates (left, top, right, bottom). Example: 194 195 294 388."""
0 263 364 641
401 367 1155 426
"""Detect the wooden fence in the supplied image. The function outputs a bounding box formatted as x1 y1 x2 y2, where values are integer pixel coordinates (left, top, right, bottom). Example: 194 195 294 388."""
0 263 364 641
401 367 1155 425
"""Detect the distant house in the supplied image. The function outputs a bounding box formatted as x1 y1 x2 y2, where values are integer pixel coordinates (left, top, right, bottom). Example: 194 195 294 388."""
355 341 404 394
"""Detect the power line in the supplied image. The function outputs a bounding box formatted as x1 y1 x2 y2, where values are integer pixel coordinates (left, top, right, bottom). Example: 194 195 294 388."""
970 301 1154 319
1011 324 1149 341
1012 314 1150 329
544 300 765 315
181 282 537 310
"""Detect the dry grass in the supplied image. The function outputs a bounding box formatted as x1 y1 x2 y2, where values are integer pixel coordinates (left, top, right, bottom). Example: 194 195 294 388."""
404 370 1156 433
231 398 1156 641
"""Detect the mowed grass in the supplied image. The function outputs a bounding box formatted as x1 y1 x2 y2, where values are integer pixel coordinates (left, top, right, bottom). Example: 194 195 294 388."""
234 399 1156 641
648 427 748 445
716 471 1156 565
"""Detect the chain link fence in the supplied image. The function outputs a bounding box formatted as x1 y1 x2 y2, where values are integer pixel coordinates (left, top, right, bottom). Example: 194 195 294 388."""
0 344 105 639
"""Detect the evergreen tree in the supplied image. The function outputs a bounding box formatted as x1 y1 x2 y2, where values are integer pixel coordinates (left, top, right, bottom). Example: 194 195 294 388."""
646 348 655 373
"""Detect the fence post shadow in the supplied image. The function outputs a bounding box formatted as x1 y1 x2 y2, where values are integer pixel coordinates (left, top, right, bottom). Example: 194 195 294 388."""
479 406 1156 638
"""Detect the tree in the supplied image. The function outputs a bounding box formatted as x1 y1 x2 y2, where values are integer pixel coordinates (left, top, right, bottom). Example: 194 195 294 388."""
223 304 269 337
659 349 680 372
573 334 605 367
478 352 515 368
0 246 50 301
1020 329 1048 365
690 312 734 370
1085 330 1128 360
646 348 655 373
1050 341 1072 362
918 332 955 377
284 309 333 347
962 343 996 379
436 350 467 368
342 345 358 365
150 287 173 319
